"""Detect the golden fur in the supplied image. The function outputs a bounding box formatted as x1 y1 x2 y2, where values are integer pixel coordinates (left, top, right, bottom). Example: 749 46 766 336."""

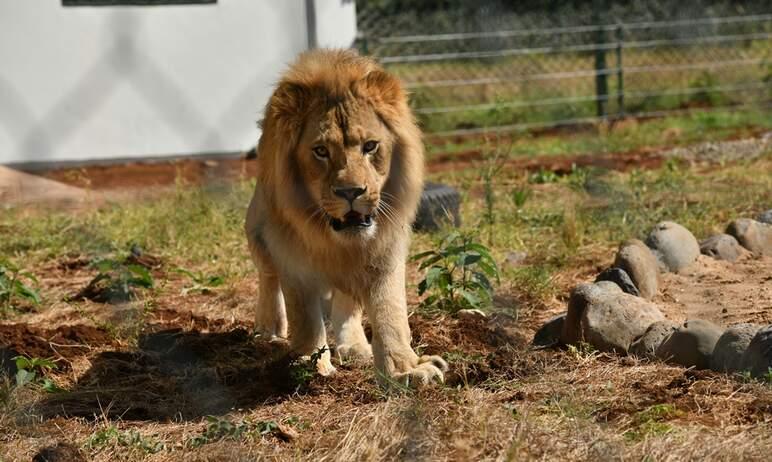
245 49 447 385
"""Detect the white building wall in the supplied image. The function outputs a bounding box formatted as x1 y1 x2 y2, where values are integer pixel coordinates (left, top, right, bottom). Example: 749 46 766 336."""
0 0 357 167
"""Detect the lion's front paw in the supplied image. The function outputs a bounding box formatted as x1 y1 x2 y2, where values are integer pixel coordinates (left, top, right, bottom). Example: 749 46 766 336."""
335 342 373 363
392 355 448 387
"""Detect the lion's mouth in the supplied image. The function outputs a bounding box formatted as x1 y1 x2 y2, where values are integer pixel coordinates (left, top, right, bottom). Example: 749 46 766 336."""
330 211 373 231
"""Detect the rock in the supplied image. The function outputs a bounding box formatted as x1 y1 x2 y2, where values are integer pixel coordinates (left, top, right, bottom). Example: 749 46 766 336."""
33 443 85 462
757 209 772 225
561 282 664 353
456 309 487 321
630 320 678 358
645 221 700 272
726 218 772 256
740 325 772 378
594 267 640 297
532 313 565 348
655 319 723 369
699 234 744 262
0 346 19 379
613 239 659 299
711 323 761 373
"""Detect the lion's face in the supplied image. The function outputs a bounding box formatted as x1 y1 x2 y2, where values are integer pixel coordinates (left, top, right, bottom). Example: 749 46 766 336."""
295 99 393 239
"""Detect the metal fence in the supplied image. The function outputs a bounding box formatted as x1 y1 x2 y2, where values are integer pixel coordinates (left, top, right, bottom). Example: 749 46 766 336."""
356 2 772 137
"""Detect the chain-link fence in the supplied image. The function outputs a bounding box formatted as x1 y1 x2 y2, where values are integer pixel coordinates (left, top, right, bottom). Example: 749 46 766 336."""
356 0 772 136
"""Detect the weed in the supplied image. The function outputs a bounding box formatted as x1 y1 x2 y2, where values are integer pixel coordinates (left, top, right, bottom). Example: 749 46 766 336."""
74 256 154 303
187 416 288 448
0 258 40 314
411 231 499 313
510 186 531 210
174 268 225 295
85 426 165 454
529 168 559 184
623 404 680 442
13 355 65 393
288 346 328 388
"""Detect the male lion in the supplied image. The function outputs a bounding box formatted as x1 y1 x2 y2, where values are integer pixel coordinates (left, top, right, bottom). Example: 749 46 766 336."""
245 49 447 386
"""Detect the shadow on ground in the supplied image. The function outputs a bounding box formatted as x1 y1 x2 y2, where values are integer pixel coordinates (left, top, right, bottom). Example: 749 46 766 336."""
36 328 298 421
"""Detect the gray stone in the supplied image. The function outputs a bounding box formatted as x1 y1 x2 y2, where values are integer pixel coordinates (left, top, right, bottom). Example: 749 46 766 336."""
726 218 772 256
613 239 659 299
630 320 679 358
740 325 772 378
594 267 640 297
699 234 744 262
757 209 772 225
561 282 664 354
711 323 761 373
532 313 565 348
655 319 723 369
645 221 700 272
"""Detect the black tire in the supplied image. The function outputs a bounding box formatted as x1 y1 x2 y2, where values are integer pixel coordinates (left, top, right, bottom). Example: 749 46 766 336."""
413 182 461 232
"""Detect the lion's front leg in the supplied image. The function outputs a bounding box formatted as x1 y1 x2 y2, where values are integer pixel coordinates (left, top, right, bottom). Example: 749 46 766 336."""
331 290 372 363
364 262 447 387
282 280 336 376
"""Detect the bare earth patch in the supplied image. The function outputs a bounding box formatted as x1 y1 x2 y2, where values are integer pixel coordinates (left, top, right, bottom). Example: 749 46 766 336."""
657 254 772 325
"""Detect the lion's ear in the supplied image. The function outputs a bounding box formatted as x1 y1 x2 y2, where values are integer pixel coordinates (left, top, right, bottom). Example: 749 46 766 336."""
356 70 407 113
268 81 309 126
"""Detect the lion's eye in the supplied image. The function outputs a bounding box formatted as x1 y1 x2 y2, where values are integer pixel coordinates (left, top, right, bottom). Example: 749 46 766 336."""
312 146 329 159
362 140 379 155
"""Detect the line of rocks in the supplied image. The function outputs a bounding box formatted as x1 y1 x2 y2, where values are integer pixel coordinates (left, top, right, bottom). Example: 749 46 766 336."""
533 209 772 378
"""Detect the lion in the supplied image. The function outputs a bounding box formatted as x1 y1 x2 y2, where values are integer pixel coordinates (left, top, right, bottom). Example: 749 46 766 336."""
244 49 447 386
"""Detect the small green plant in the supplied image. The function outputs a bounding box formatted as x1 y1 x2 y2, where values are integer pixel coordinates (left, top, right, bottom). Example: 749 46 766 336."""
511 186 531 210
74 257 154 303
0 258 40 313
174 268 224 295
411 231 499 313
187 416 285 448
528 168 559 184
623 404 680 442
289 346 327 388
86 426 165 454
13 355 65 393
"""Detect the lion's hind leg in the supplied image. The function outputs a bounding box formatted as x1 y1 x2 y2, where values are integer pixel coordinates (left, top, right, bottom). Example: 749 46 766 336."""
249 240 288 342
331 291 372 363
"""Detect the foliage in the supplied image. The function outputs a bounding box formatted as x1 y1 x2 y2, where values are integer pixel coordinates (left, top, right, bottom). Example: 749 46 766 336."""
623 404 680 441
511 186 531 210
174 268 225 295
76 256 154 303
529 168 560 184
0 258 40 313
187 416 283 448
86 426 165 454
411 231 499 313
13 355 65 393
289 347 328 388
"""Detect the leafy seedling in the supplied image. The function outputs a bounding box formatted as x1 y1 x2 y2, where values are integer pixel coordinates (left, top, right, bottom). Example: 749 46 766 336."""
174 268 224 295
0 258 41 313
411 231 499 313
73 257 154 303
13 355 65 393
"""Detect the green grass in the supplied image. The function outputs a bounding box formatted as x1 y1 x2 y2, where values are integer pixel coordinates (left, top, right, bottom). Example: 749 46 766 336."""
426 108 772 159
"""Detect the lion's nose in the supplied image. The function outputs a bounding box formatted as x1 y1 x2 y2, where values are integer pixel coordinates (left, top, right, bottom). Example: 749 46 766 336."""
333 186 367 203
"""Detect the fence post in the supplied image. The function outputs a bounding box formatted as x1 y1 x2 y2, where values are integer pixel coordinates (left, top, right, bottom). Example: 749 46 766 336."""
592 0 608 119
616 24 624 118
